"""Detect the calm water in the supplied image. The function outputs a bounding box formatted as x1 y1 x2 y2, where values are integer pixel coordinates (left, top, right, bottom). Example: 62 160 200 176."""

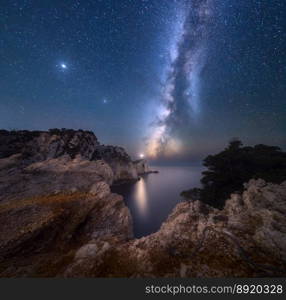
111 166 203 238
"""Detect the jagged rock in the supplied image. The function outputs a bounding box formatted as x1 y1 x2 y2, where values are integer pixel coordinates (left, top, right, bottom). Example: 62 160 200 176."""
80 192 133 241
60 179 286 278
0 129 151 182
0 129 99 162
1 129 284 278
0 189 133 277
0 129 134 277
92 145 136 180
133 159 149 174
74 244 99 260
0 193 96 260
119 179 285 277
0 154 114 203
108 160 138 182
64 240 112 277
89 182 111 199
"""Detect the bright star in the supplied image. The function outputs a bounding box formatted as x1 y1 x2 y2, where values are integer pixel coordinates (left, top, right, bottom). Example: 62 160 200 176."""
139 153 145 159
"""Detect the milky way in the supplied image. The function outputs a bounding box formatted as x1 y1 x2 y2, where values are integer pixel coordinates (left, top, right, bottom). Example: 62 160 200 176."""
1 0 286 162
147 0 213 159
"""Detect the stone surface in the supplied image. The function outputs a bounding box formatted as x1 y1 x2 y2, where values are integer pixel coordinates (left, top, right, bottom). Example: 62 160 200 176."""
93 145 139 181
0 188 133 277
62 179 286 278
0 129 151 182
0 154 114 203
133 159 150 174
0 130 285 278
0 129 134 277
0 129 99 162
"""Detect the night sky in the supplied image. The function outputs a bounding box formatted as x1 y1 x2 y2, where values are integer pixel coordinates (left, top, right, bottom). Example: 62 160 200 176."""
1 0 286 163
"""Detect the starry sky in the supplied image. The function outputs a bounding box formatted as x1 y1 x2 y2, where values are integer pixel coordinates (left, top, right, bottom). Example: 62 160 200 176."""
1 0 286 164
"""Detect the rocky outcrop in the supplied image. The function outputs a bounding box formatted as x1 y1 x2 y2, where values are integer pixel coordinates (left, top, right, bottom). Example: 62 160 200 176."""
0 154 113 203
0 152 133 277
0 189 133 277
62 179 286 277
0 129 99 162
94 145 138 182
0 129 150 182
0 129 136 276
0 129 285 277
133 159 149 175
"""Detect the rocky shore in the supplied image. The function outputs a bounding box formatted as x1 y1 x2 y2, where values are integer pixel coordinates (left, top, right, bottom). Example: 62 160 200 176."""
0 129 285 277
62 179 286 278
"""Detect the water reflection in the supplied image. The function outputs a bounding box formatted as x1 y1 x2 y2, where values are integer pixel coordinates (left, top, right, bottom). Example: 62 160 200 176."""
134 178 148 215
111 166 203 238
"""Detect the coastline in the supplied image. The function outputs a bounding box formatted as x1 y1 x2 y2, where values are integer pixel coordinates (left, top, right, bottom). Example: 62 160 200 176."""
0 129 285 278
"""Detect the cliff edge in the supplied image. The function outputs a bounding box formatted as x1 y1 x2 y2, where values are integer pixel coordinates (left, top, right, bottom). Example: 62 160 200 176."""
0 129 137 276
0 129 149 183
0 129 285 277
64 179 286 277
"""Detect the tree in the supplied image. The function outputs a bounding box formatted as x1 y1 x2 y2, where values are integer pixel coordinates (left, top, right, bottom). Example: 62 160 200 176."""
227 137 243 150
182 140 286 208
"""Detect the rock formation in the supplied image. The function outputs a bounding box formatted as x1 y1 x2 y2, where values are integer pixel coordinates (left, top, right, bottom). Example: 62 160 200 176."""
62 179 286 278
133 159 150 174
0 129 99 162
0 129 285 277
0 129 135 277
0 154 113 203
0 129 148 183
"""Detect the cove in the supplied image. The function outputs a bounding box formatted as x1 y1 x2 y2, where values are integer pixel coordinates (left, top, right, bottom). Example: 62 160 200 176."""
111 165 203 238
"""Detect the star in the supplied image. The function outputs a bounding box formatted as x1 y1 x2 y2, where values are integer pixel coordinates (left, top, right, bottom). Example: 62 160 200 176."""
1 0 285 167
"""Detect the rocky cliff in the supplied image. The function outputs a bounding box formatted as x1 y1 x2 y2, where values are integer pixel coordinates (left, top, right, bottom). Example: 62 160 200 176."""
63 179 286 277
0 129 99 161
0 129 135 277
133 159 150 174
0 129 148 182
0 129 285 277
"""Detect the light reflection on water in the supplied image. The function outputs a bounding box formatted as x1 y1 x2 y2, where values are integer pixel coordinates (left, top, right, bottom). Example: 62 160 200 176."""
111 165 203 238
135 178 148 215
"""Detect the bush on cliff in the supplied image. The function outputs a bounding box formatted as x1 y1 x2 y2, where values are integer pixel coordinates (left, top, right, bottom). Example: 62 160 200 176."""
181 139 286 208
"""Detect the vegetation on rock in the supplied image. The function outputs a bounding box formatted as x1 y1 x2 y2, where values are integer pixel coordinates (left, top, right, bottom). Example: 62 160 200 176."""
182 139 286 208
